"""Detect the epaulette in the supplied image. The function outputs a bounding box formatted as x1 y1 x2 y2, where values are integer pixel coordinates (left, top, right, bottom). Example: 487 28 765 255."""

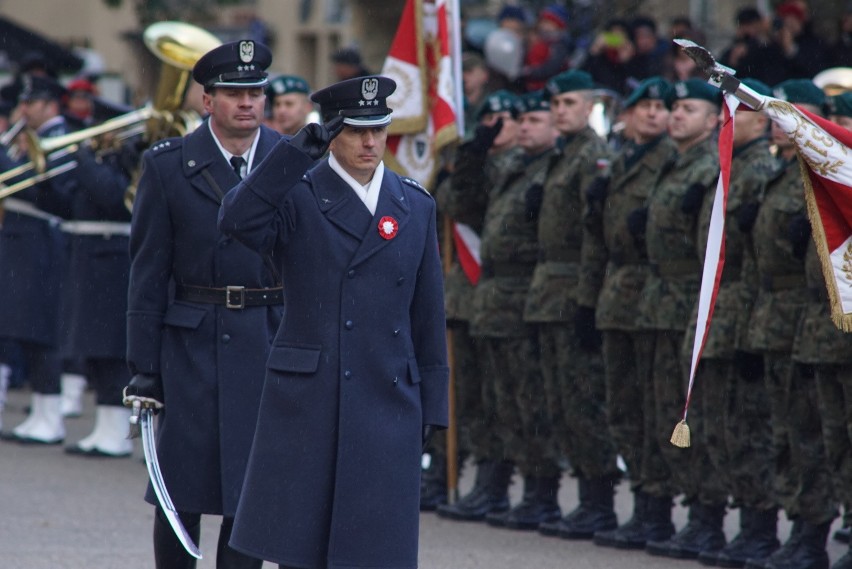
149 137 182 154
401 176 431 196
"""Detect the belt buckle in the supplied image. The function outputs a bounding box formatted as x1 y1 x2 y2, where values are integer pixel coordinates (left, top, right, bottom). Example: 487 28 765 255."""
226 286 246 309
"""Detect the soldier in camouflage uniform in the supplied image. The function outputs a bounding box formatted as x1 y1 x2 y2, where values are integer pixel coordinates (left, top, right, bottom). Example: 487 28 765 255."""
582 77 678 550
782 92 852 569
428 91 523 513
738 80 828 569
437 91 556 522
516 69 620 539
626 79 723 556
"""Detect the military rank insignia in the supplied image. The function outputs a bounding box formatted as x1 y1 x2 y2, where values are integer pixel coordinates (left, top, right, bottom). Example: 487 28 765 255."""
378 216 399 240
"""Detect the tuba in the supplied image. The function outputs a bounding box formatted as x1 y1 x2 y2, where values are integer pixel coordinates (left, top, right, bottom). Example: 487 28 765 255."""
124 22 222 211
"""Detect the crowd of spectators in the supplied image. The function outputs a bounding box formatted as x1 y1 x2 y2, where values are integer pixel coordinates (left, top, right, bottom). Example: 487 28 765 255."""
462 1 852 119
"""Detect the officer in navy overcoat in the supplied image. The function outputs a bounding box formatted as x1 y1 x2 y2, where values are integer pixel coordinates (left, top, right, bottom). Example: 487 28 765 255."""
123 40 284 569
0 75 76 444
220 76 449 569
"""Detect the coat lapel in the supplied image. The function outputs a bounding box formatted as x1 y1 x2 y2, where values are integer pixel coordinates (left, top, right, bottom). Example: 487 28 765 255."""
310 161 373 241
349 171 411 268
182 121 256 204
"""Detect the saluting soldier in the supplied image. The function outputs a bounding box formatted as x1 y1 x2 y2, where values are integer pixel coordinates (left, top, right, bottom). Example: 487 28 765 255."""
121 40 284 568
435 91 526 522
581 76 678 549
525 69 621 539
0 75 77 444
738 79 828 569
219 75 449 569
266 74 314 135
630 79 723 557
801 90 852 569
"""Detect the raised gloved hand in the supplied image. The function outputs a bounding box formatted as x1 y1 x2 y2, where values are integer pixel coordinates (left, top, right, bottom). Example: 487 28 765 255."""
422 424 438 451
574 305 602 352
290 115 345 160
122 373 164 411
626 207 648 241
737 201 760 233
469 118 504 154
788 213 811 260
585 176 609 204
733 350 764 381
680 182 706 215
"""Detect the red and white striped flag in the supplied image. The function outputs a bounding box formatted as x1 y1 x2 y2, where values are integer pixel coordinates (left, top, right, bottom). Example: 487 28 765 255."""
381 0 460 186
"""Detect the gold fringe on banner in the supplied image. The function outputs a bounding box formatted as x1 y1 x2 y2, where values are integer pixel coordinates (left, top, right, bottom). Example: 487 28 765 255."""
670 420 691 448
795 154 852 332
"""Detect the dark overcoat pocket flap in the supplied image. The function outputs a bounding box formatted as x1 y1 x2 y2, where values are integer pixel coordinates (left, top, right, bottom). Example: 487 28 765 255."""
162 301 207 329
268 344 322 374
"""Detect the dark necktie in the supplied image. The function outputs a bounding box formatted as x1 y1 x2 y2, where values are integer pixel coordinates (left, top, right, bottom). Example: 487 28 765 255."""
230 156 246 180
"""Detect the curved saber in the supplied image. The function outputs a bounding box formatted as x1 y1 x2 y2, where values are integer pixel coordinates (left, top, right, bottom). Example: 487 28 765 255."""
133 406 203 559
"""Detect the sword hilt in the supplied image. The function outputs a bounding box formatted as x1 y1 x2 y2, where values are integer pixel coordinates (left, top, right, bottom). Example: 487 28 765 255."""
127 400 142 439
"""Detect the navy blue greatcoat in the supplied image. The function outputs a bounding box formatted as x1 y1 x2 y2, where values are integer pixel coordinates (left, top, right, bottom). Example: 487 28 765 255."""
61 148 132 360
126 122 285 516
219 141 449 569
0 118 72 347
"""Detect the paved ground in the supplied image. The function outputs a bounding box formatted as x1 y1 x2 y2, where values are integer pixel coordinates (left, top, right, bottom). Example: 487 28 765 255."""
0 387 847 568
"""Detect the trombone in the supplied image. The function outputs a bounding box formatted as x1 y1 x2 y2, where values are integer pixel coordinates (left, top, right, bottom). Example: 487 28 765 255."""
0 21 220 206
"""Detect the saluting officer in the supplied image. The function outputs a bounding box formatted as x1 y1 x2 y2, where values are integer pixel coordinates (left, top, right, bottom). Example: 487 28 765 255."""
219 75 448 569
266 74 314 135
122 40 284 569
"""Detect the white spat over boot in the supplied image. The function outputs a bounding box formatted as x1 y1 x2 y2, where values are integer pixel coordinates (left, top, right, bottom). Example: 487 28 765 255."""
60 374 87 418
19 394 65 444
67 405 132 457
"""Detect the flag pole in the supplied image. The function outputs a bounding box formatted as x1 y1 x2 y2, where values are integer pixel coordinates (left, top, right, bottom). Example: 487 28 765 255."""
441 215 460 504
448 0 465 135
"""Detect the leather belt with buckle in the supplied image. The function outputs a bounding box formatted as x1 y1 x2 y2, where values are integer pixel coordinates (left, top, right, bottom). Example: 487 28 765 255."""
175 284 284 309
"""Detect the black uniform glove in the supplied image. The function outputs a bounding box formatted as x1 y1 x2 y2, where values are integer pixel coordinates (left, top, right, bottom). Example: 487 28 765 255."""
422 424 438 451
468 118 504 154
681 182 706 215
585 176 609 204
525 183 544 221
737 201 760 233
574 306 602 352
122 373 164 411
626 207 648 241
733 350 764 381
788 213 811 260
290 115 345 160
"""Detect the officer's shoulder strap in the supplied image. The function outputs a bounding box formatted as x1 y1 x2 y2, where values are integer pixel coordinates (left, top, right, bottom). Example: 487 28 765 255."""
148 137 183 156
400 176 431 197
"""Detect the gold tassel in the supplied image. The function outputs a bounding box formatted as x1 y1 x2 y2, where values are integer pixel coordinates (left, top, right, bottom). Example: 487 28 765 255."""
670 420 691 448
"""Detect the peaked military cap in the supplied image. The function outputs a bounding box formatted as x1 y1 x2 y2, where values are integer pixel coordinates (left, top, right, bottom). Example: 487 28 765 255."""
476 90 522 120
19 74 66 103
827 92 852 118
311 75 396 127
666 78 722 109
623 76 671 109
545 69 596 99
773 79 825 108
268 74 310 97
518 90 550 113
192 40 272 89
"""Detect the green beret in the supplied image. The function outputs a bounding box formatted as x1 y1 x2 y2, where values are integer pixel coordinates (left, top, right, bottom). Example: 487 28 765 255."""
773 79 825 107
518 90 550 114
741 78 773 97
666 79 722 109
827 92 852 118
623 76 671 109
267 74 311 96
545 70 595 99
476 90 522 120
